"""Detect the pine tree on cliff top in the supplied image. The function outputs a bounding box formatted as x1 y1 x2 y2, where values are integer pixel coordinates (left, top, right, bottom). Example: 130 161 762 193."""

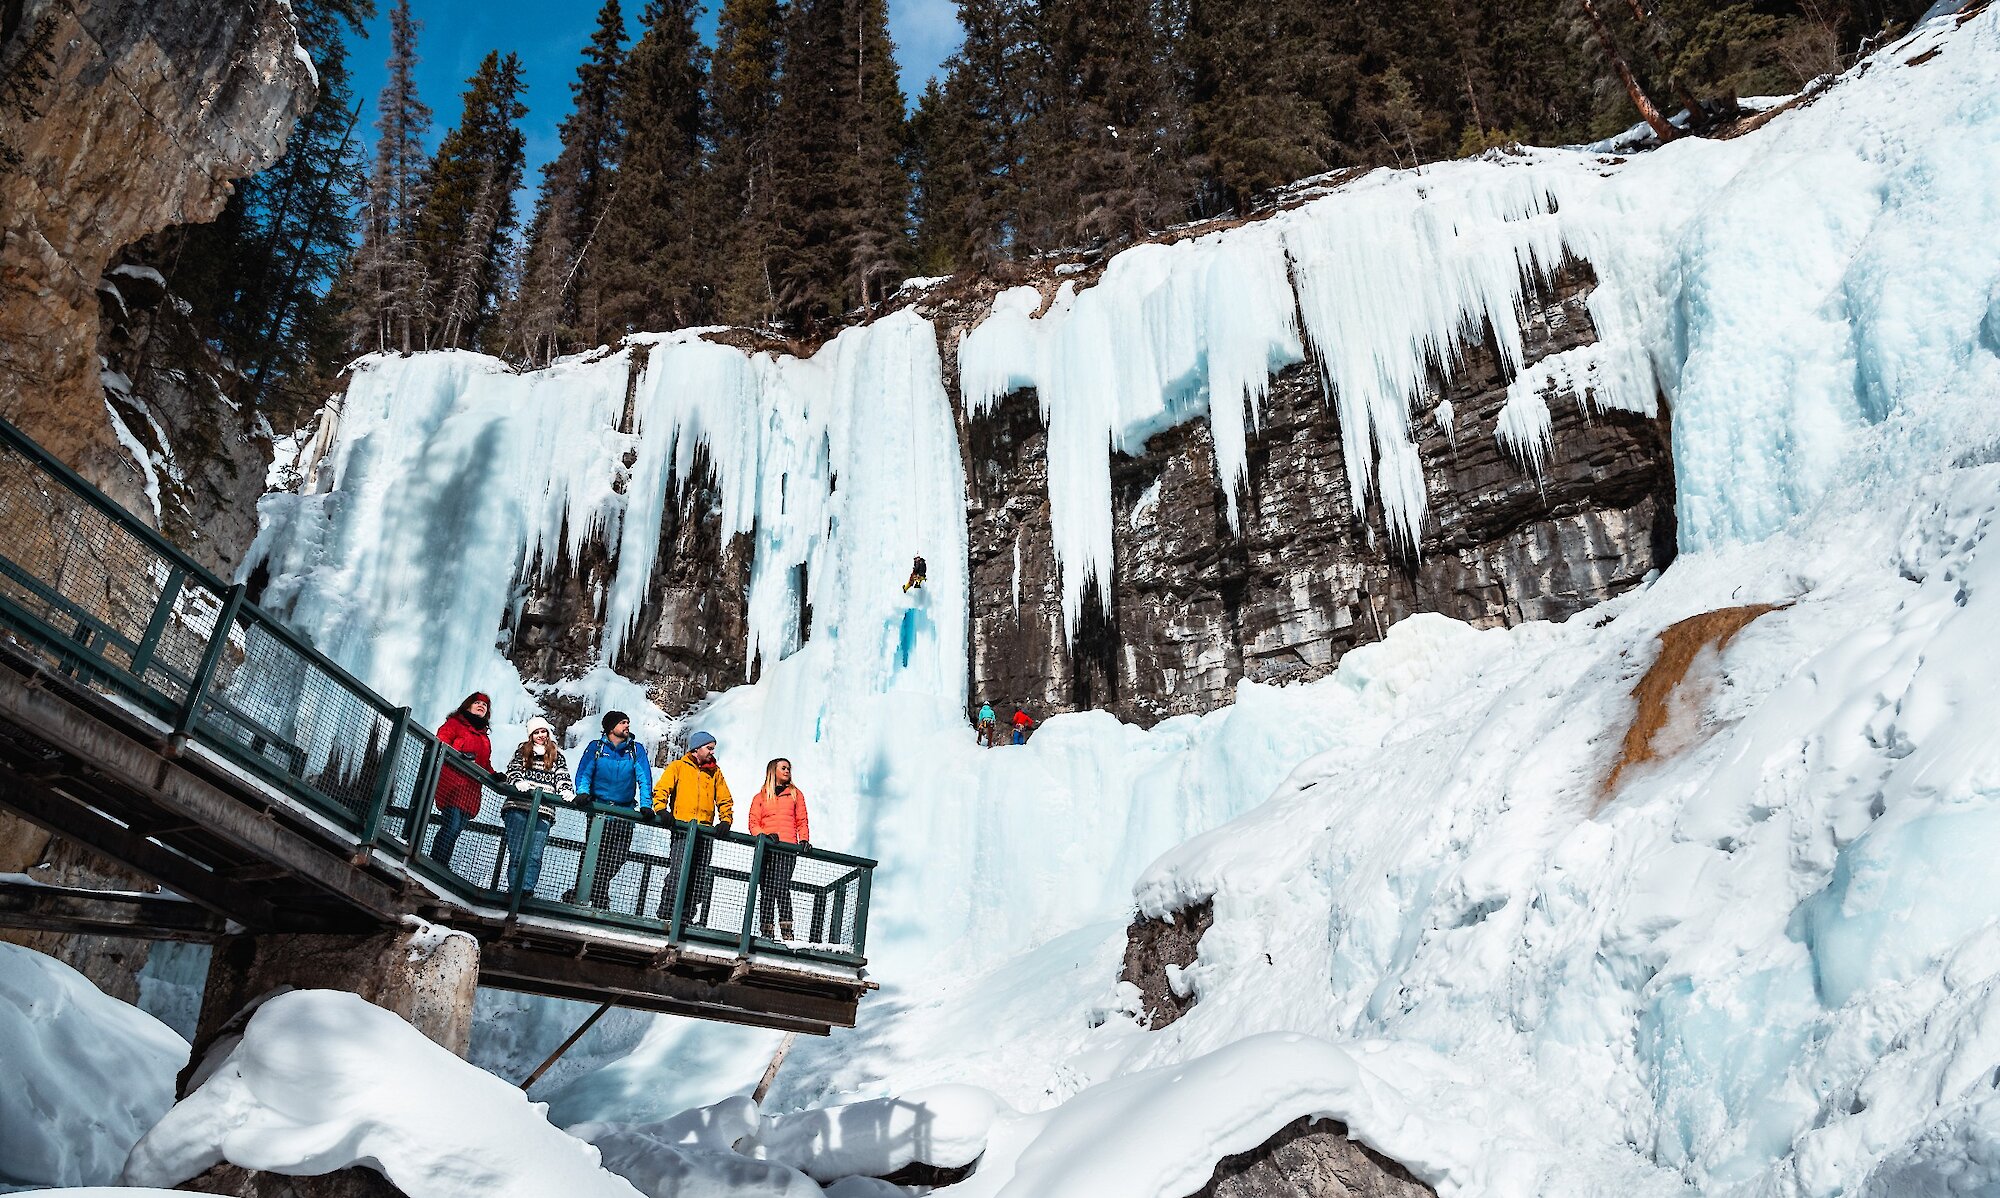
152 0 373 423
937 0 1037 266
506 0 626 364
346 0 430 354
1017 0 1190 251
416 50 529 351
708 0 784 326
909 75 981 275
768 0 848 327
596 0 711 333
838 0 913 313
768 0 911 327
1184 0 1332 214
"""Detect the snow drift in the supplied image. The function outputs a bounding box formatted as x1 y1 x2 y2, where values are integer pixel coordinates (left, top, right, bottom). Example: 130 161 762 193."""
0 942 187 1190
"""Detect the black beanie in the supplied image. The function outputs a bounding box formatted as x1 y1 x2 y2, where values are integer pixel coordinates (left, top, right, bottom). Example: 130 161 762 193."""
602 710 630 736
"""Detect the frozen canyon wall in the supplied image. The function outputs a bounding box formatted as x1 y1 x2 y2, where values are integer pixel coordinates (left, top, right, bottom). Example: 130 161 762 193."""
0 0 314 999
359 260 1674 732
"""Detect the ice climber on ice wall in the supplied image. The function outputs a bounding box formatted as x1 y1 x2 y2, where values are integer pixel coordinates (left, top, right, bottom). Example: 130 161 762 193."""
85 5 2000 1195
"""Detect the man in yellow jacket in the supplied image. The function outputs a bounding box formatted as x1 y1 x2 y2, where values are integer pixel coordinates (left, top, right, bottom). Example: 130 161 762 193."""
653 731 733 925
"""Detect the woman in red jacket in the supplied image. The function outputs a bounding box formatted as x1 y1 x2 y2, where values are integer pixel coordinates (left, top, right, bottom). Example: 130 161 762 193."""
429 692 493 868
749 757 810 941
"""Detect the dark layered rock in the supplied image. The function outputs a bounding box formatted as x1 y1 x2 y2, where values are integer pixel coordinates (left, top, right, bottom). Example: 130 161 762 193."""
182 1163 405 1198
1190 1116 1436 1198
1120 899 1215 1030
954 266 1676 726
96 262 275 573
507 488 753 722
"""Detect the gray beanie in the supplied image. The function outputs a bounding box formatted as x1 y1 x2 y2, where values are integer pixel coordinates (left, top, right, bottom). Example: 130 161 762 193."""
687 730 717 752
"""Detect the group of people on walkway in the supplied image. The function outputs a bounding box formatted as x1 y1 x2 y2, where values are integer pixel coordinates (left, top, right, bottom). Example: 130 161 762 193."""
423 695 814 940
975 702 1035 747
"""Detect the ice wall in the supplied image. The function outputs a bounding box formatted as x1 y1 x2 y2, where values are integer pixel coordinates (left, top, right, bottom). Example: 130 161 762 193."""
956 6 2000 634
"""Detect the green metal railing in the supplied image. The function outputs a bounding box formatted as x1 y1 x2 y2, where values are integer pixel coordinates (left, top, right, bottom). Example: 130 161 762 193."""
0 416 872 966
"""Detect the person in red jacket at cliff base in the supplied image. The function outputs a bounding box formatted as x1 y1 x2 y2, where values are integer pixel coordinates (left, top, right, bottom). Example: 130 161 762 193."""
749 757 810 940
429 692 493 868
1011 707 1035 745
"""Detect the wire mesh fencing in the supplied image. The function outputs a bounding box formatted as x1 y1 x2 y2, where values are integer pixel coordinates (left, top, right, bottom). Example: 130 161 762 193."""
0 429 228 717
196 617 403 826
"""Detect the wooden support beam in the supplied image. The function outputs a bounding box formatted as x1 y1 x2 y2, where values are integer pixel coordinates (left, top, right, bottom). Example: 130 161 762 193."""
479 941 858 1032
0 878 227 942
0 668 406 922
0 763 284 929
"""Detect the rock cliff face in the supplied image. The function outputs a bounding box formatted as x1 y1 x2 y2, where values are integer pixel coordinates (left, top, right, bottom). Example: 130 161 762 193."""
0 0 312 988
950 265 1676 726
0 0 311 522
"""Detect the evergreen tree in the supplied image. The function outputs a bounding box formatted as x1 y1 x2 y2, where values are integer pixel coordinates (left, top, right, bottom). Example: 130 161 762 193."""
506 0 625 364
150 0 374 420
838 0 912 311
768 0 851 326
415 50 529 351
768 0 911 326
1019 0 1190 250
909 75 981 274
1184 0 1334 214
346 0 431 353
709 0 785 325
596 0 711 333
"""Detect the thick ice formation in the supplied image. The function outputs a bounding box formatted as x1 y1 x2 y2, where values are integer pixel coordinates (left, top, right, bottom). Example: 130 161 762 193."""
0 942 187 1190
214 9 2000 1197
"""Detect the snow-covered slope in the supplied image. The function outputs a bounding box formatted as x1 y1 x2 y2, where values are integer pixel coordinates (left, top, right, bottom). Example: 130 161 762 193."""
209 7 2000 1197
0 942 187 1190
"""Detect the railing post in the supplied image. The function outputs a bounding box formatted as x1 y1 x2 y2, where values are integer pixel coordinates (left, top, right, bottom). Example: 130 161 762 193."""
575 809 606 910
357 707 409 852
738 833 767 957
827 877 846 948
508 788 545 918
129 567 185 680
665 820 699 941
852 864 872 956
173 583 245 742
404 736 442 863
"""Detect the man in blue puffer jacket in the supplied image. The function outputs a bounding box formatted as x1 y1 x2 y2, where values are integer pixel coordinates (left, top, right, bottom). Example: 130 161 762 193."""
574 710 652 909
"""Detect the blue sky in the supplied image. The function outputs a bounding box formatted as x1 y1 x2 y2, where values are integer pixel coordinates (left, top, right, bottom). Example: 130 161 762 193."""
344 0 962 190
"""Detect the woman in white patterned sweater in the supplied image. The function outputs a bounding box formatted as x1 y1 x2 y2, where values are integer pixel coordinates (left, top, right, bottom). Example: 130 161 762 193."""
502 717 573 895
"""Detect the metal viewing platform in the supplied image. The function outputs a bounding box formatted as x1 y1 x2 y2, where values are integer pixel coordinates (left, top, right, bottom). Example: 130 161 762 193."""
0 416 874 1036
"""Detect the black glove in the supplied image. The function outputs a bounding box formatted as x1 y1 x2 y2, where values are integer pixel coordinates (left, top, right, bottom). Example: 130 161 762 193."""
637 806 658 822
798 841 811 851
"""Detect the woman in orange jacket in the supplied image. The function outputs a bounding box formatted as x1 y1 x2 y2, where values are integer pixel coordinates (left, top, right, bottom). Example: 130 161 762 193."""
749 758 810 940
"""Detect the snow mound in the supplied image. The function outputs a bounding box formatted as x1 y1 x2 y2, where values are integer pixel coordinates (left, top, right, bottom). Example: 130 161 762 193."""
121 989 644 1197
0 942 188 1190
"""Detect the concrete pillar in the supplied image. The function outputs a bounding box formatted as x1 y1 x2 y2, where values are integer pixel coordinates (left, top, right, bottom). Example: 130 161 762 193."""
183 922 479 1096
